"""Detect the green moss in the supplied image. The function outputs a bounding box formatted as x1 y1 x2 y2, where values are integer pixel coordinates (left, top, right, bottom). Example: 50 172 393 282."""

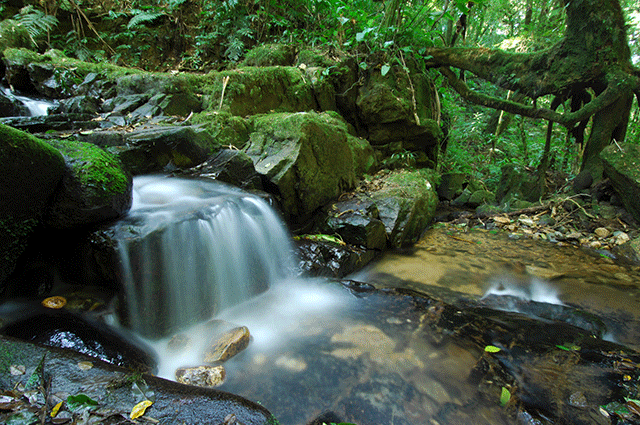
0 20 32 51
45 139 129 200
241 43 296 67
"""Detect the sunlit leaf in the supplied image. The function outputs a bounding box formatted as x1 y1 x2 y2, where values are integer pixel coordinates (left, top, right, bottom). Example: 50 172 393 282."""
500 387 511 406
381 64 391 76
484 345 501 353
51 401 63 417
130 400 153 419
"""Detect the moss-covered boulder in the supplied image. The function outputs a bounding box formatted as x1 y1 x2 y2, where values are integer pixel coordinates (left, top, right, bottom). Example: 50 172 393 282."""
44 139 132 229
323 170 438 248
198 66 325 117
245 111 375 222
601 143 640 223
241 43 297 67
354 67 443 165
0 124 65 283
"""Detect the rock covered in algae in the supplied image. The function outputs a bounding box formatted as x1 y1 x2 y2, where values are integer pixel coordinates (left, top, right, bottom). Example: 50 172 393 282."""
175 365 226 387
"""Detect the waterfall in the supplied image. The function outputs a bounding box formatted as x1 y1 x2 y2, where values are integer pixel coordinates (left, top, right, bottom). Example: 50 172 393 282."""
114 176 295 338
1 86 55 116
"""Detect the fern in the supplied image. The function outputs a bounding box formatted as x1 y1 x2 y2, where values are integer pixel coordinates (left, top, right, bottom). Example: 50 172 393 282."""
13 6 58 44
127 10 165 29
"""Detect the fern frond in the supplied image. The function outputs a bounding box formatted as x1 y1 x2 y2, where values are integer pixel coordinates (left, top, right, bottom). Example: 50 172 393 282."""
14 6 58 40
127 11 165 29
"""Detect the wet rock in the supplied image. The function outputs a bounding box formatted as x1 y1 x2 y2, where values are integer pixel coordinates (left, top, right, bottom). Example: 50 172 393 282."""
296 238 379 277
203 326 251 363
601 143 640 223
0 113 100 132
0 335 274 424
180 148 263 191
107 125 221 175
43 139 132 229
167 333 191 352
0 88 29 117
319 199 387 250
0 124 65 285
0 307 157 373
175 365 226 387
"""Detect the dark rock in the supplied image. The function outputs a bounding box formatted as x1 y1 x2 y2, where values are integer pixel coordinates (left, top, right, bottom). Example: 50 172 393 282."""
0 307 157 372
108 125 221 175
0 124 65 284
102 93 150 115
467 189 496 207
0 113 100 132
51 95 100 115
297 239 378 277
181 149 263 190
0 335 275 424
43 139 132 229
601 143 640 223
0 87 28 116
319 199 387 250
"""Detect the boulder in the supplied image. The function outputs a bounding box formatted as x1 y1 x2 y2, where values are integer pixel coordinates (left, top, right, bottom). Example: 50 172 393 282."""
241 43 297 67
181 148 263 190
176 365 226 387
321 170 437 248
43 139 132 229
601 143 640 223
354 67 442 165
0 124 65 283
105 125 221 175
245 111 375 222
296 238 379 278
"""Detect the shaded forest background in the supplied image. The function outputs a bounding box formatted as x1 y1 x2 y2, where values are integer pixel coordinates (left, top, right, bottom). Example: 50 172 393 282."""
2 0 640 193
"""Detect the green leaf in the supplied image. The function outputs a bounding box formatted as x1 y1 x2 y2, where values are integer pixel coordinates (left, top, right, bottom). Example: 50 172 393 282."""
500 387 511 406
67 394 99 412
484 345 501 353
381 64 391 76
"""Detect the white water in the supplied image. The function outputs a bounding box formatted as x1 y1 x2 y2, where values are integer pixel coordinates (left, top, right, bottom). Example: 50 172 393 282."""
115 176 297 338
1 86 55 116
482 275 563 305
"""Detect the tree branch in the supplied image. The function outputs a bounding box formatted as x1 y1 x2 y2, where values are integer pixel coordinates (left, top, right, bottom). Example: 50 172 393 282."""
439 67 639 127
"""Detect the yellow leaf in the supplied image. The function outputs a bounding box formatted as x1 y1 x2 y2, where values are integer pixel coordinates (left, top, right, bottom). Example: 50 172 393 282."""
484 345 501 353
51 401 63 417
130 400 153 419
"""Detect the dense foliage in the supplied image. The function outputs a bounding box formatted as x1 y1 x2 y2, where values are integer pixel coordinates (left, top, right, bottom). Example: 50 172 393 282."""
2 0 640 191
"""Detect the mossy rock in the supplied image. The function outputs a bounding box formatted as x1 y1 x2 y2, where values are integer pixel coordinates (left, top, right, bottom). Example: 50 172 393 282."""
368 170 438 247
245 111 374 223
241 44 296 67
200 67 319 117
601 143 640 223
192 111 251 149
0 124 65 283
44 139 132 229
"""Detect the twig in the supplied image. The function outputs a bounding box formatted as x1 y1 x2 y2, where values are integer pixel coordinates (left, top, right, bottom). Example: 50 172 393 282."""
67 0 116 56
219 75 230 110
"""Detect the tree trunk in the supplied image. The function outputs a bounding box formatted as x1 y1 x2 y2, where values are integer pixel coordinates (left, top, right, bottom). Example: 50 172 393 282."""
422 0 640 180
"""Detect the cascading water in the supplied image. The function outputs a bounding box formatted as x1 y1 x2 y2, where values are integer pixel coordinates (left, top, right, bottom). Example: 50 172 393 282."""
1 85 56 116
114 175 296 338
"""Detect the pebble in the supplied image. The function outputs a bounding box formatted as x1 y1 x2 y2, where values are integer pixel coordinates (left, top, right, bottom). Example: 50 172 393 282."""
594 227 611 238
